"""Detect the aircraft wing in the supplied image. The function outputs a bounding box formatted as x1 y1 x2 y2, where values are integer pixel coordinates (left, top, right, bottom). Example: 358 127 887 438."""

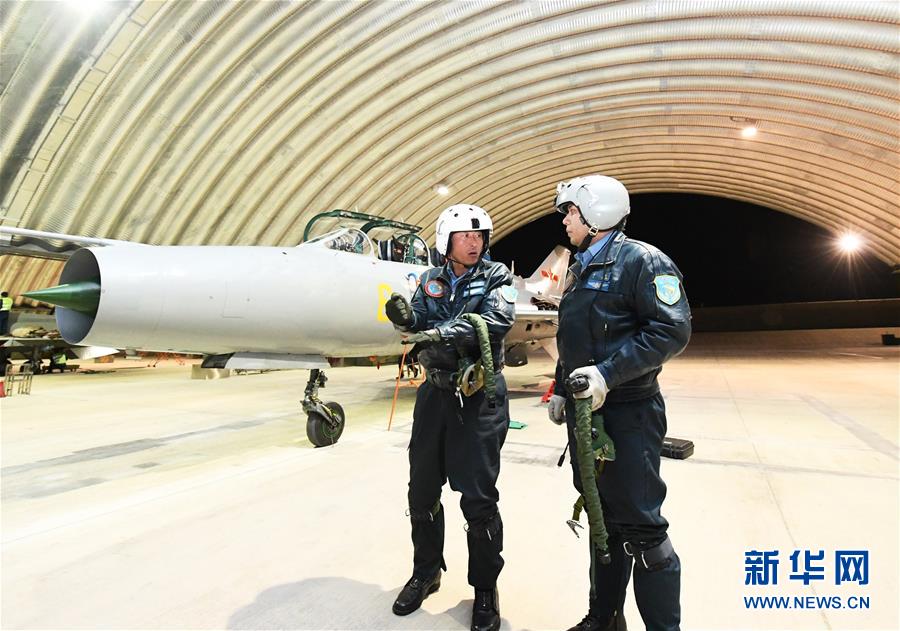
0 226 143 260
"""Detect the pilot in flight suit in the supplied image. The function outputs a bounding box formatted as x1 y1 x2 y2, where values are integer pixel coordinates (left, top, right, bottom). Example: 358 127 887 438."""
385 204 515 631
547 175 691 631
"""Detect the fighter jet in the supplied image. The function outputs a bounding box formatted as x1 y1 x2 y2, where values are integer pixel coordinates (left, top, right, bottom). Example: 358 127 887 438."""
6 218 567 446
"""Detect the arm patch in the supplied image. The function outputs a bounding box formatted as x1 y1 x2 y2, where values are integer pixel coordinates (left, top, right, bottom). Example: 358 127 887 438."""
499 285 518 303
652 275 681 305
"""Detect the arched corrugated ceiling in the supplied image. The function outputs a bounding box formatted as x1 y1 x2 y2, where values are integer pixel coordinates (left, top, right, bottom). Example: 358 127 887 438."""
1 0 898 303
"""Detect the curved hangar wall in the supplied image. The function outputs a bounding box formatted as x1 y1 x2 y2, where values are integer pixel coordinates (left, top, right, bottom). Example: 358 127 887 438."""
1 1 897 303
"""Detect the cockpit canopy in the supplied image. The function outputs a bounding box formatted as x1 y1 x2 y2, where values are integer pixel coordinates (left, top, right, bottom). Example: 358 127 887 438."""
302 210 437 266
304 228 375 257
304 227 433 266
377 232 430 266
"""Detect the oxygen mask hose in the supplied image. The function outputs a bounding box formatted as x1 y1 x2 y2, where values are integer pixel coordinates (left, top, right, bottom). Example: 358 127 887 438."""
565 372 613 596
459 313 495 404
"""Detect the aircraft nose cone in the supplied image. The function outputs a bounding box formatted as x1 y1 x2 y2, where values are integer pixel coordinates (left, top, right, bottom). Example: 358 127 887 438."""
24 281 101 315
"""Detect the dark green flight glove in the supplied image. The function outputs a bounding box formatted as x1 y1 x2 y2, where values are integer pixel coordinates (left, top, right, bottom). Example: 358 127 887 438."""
385 292 414 327
401 329 441 344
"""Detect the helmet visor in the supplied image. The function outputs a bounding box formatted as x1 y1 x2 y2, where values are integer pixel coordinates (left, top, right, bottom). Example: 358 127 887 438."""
556 201 577 215
555 181 575 213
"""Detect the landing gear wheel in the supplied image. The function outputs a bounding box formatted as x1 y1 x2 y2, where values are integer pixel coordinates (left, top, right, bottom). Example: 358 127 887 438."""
306 401 345 447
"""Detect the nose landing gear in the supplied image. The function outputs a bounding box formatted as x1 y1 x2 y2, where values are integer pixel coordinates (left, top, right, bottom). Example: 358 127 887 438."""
302 369 345 447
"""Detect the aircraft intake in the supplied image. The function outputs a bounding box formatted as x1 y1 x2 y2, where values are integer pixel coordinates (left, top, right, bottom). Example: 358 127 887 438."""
24 248 102 345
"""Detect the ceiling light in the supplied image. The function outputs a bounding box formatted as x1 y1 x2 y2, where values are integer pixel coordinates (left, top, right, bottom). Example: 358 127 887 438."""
837 232 863 254
434 183 450 196
730 116 759 138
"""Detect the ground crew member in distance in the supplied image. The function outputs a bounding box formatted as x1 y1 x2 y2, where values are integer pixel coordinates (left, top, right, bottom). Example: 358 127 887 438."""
385 204 516 631
0 291 12 335
548 175 691 631
49 351 68 373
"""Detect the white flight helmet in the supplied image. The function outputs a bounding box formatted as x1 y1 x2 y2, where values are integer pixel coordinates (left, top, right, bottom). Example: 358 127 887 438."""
555 174 630 232
435 204 493 256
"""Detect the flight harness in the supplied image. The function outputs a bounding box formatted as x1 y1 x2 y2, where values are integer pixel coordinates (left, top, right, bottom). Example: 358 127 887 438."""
421 313 496 414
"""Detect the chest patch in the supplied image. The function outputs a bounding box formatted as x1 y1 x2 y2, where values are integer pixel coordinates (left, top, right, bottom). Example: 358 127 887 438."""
653 275 681 305
583 270 611 292
423 278 446 298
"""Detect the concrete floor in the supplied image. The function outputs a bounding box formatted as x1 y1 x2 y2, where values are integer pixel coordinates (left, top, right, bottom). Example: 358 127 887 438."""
1 328 898 630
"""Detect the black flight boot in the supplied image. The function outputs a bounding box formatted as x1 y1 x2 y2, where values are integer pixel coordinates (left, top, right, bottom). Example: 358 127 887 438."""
471 587 500 631
566 610 627 631
392 571 441 616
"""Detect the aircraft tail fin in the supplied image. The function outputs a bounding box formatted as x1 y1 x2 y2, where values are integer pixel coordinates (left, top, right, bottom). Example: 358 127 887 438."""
524 245 570 301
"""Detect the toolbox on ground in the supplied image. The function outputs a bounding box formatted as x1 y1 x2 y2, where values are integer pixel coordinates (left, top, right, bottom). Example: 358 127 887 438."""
662 437 694 460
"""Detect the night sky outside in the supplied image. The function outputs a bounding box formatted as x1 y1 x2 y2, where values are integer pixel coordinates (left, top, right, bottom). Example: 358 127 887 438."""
490 193 897 308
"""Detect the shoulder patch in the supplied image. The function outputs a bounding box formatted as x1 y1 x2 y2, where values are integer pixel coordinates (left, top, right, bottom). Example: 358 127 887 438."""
423 278 446 298
499 285 518 303
653 275 681 305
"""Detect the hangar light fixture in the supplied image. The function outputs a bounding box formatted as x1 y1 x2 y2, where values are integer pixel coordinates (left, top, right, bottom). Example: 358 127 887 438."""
837 232 863 254
730 116 759 138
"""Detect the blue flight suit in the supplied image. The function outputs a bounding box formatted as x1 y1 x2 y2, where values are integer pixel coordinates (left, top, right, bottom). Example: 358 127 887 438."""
399 258 516 589
554 231 691 631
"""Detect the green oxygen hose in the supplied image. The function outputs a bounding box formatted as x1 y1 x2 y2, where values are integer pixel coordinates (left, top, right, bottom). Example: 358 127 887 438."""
459 313 495 404
565 373 616 598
